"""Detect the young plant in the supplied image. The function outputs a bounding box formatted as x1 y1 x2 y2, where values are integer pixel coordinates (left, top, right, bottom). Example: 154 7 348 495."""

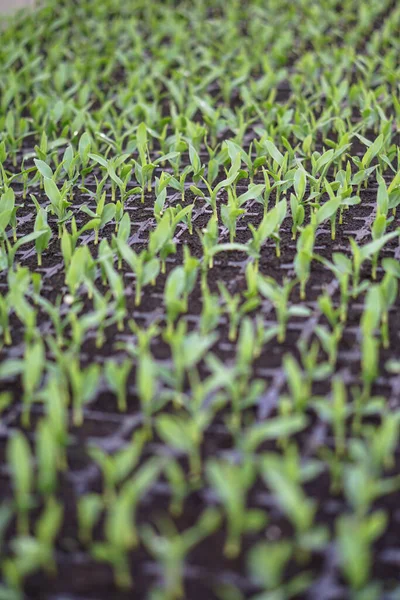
43 177 72 236
104 358 132 412
164 251 199 332
7 432 32 536
206 458 265 558
247 199 287 266
262 453 326 555
21 337 45 427
66 359 100 426
0 187 18 242
336 511 387 594
91 458 161 589
294 224 315 299
89 431 146 502
116 239 160 306
257 275 309 343
3 499 63 593
30 194 52 265
218 282 259 342
193 152 241 218
80 192 116 244
140 509 221 600
77 493 103 545
156 412 208 480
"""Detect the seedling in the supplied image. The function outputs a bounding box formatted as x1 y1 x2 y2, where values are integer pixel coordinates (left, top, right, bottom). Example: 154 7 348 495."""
247 199 287 266
156 413 207 479
21 338 45 426
104 358 132 412
207 458 265 557
116 240 160 306
66 358 100 426
91 458 161 588
80 193 116 244
262 453 327 557
7 432 32 535
257 275 308 343
141 509 221 599
77 493 103 545
89 431 146 502
194 152 241 218
218 282 259 342
3 499 63 592
337 511 387 592
294 224 315 299
42 177 72 236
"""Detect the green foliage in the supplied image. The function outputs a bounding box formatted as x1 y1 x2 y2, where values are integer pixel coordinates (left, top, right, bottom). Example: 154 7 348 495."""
0 0 399 597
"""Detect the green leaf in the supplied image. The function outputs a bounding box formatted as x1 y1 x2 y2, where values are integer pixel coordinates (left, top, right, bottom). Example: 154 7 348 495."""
190 185 205 198
360 231 398 261
265 140 284 167
362 134 384 168
34 159 53 179
237 183 265 205
142 258 160 285
43 178 62 209
316 197 340 225
156 416 193 453
7 431 32 509
243 414 308 452
88 153 108 168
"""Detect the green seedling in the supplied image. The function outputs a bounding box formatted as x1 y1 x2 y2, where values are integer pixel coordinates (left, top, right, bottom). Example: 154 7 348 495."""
262 453 327 557
193 152 241 218
141 509 221 600
247 541 312 598
163 320 217 402
336 510 386 593
36 418 60 496
77 493 103 545
80 193 116 244
294 224 315 299
104 358 132 412
91 458 161 588
3 499 63 593
116 239 160 306
257 275 309 343
7 432 32 536
164 255 199 332
21 338 45 427
198 214 247 271
156 413 208 480
0 187 17 243
206 352 265 433
207 458 266 558
218 282 259 342
89 431 146 502
42 177 72 236
66 359 100 426
248 199 287 266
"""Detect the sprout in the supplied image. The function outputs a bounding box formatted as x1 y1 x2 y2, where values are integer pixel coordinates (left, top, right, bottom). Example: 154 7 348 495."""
104 358 132 412
7 432 32 536
141 509 221 599
3 499 63 592
206 458 265 557
337 511 387 592
91 458 161 588
294 224 315 300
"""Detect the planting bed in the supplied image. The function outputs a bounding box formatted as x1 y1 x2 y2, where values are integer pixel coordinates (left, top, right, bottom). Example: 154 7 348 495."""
1 0 400 599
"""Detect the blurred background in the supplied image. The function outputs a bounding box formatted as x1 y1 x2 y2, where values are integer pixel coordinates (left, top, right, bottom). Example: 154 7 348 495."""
0 0 34 14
